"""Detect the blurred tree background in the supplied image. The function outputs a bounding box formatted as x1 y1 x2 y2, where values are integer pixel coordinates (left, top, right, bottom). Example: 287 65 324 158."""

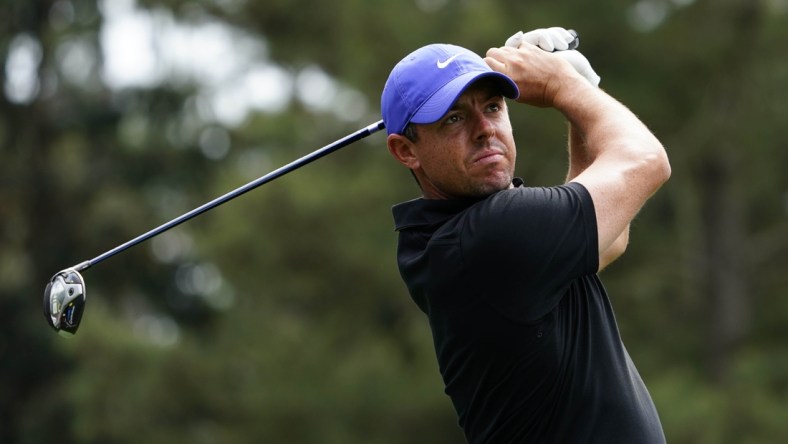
1 0 786 442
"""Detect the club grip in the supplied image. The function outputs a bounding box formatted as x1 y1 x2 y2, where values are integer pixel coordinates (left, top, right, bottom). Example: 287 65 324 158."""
567 30 580 50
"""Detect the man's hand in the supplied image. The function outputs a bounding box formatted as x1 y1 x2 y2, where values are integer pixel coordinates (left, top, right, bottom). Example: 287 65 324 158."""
485 44 589 108
504 27 601 87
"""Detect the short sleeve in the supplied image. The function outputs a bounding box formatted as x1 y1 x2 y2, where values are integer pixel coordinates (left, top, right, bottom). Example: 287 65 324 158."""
462 182 598 322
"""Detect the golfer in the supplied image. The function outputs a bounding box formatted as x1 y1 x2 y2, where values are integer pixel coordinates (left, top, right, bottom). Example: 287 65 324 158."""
381 27 671 443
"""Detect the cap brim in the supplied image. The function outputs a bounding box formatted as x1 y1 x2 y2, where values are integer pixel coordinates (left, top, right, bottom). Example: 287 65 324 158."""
409 72 519 126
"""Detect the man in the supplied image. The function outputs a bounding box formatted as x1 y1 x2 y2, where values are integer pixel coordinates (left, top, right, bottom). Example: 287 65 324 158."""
381 27 671 443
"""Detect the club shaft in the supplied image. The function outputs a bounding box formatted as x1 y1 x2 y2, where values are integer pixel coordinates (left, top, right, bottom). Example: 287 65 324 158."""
76 120 386 271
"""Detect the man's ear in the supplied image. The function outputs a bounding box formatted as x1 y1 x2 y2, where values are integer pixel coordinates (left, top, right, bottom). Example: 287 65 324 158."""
387 134 420 169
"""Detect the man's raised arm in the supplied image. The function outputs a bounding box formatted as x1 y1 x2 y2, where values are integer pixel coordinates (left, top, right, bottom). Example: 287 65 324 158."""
485 43 670 257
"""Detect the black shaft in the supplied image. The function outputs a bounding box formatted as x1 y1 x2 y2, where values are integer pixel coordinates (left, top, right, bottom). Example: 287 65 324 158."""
72 120 385 272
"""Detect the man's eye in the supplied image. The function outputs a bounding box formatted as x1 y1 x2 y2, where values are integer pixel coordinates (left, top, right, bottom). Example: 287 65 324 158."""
487 103 501 112
445 114 461 124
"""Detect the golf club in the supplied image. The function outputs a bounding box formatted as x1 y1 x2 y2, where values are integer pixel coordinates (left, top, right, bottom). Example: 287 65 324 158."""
44 120 385 336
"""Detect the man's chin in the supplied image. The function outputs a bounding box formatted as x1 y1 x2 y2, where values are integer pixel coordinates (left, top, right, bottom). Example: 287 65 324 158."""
469 175 514 197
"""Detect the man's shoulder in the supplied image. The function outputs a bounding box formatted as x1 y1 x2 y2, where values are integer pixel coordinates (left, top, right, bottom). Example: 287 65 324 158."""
473 182 594 218
392 182 593 233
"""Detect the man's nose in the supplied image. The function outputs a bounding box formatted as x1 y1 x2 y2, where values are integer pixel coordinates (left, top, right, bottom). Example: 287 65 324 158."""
473 113 496 142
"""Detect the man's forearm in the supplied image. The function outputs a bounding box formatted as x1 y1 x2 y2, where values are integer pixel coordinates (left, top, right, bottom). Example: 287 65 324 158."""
554 77 667 179
566 123 589 182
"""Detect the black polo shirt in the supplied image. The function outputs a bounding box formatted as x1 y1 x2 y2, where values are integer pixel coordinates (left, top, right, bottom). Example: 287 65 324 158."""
392 182 664 444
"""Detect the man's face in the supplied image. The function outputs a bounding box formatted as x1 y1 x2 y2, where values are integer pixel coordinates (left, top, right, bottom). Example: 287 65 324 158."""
393 79 517 200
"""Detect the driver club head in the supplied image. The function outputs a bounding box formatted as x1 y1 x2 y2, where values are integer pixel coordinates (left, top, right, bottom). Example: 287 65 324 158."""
44 269 86 337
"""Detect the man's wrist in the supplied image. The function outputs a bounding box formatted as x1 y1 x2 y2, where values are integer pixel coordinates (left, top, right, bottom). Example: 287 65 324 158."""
550 73 599 111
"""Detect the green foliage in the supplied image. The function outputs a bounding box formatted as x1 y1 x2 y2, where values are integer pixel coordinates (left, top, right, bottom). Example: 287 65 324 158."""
1 0 786 443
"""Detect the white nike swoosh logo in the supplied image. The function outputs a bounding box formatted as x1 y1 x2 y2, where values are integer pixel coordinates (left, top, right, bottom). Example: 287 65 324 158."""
437 54 460 69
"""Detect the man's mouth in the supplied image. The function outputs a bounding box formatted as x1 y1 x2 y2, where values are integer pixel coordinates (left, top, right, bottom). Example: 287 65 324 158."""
472 149 505 165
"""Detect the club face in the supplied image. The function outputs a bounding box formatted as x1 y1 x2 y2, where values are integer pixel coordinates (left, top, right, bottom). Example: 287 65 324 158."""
44 269 86 337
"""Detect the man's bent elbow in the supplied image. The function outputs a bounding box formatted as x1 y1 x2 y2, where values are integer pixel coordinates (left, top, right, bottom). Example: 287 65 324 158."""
657 149 671 183
644 147 671 190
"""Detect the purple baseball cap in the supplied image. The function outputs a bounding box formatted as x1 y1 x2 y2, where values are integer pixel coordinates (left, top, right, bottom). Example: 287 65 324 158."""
381 43 519 135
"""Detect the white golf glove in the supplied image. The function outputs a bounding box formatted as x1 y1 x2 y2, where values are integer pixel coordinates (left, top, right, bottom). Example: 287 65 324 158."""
505 27 601 87
505 27 576 52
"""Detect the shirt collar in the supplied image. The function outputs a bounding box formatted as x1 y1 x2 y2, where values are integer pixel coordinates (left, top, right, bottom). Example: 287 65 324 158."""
392 178 523 231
